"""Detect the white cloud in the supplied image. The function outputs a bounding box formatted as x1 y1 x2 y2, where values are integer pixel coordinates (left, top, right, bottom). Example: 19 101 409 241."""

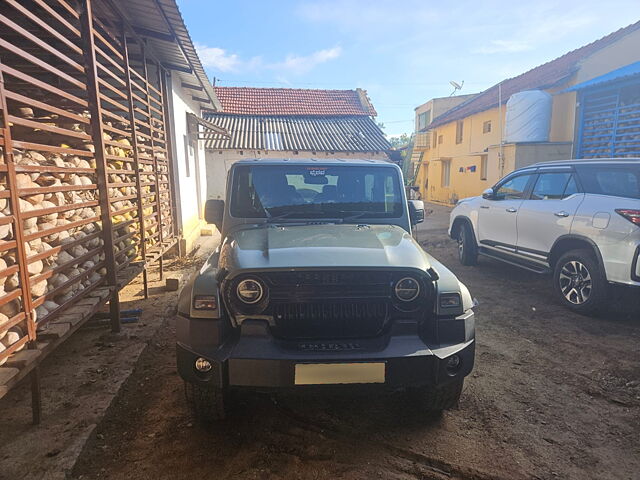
195 43 342 76
274 47 342 75
473 40 533 54
472 12 597 55
195 44 241 72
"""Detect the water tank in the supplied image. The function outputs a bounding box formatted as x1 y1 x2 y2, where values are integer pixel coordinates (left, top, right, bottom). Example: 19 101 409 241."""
504 90 552 143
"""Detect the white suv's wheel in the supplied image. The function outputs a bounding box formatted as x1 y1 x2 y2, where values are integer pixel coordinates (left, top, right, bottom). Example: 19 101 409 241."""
457 223 478 266
553 249 608 315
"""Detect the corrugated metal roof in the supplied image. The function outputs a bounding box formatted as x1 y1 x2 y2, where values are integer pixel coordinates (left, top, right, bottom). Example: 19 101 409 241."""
203 115 390 152
429 20 640 128
213 87 377 116
111 0 221 110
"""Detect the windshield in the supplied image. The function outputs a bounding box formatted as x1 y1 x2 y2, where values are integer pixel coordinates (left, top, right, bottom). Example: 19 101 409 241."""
230 164 404 220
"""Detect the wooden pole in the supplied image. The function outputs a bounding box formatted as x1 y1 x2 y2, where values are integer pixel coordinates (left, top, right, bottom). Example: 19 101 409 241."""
79 0 120 332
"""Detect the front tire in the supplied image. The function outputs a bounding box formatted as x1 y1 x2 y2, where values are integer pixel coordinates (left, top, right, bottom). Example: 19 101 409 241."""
184 381 227 422
553 249 608 315
410 379 464 412
457 223 478 266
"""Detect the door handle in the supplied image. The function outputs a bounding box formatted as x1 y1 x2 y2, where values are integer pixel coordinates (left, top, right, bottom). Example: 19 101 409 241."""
506 208 517 213
480 206 489 209
554 211 570 218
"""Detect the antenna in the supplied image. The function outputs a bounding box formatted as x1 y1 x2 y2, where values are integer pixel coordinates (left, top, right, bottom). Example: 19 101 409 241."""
449 80 464 96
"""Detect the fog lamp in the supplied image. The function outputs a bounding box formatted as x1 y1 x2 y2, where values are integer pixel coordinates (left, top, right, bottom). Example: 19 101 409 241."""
445 354 461 376
195 357 212 372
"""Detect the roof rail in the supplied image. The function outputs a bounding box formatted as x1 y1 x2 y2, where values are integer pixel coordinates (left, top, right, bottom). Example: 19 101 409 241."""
534 157 640 166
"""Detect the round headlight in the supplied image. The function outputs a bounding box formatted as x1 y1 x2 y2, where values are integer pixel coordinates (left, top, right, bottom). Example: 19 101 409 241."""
236 278 264 304
394 277 420 302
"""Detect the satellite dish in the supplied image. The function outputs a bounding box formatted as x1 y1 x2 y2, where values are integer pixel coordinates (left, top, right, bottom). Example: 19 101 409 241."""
449 80 464 96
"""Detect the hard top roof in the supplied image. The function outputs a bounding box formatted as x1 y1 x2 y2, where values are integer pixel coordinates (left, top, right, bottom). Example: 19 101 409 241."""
231 158 396 166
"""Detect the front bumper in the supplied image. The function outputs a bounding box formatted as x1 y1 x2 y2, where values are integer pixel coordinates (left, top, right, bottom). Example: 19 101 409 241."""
176 311 475 390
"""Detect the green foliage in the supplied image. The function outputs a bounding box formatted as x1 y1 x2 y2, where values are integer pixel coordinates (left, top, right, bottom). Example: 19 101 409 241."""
389 133 411 149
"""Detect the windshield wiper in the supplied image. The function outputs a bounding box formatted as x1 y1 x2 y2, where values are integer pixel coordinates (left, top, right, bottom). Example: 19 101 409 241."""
264 210 305 223
339 211 370 223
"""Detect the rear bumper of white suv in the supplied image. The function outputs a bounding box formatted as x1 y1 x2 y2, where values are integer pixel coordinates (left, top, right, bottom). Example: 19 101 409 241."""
632 246 640 283
602 241 640 287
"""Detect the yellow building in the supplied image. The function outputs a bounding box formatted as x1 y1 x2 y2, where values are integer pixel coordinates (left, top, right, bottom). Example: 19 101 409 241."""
415 20 640 204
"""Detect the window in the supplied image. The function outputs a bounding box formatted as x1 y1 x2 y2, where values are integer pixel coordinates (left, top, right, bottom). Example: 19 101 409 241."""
441 160 451 187
417 110 431 131
432 130 438 148
483 120 492 134
455 120 464 144
480 155 488 181
564 176 579 197
531 173 576 200
494 174 534 200
438 134 443 145
576 165 640 199
183 134 192 177
230 165 404 219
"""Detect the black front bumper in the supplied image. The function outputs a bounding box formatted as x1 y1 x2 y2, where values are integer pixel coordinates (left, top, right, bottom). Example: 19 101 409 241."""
176 312 475 390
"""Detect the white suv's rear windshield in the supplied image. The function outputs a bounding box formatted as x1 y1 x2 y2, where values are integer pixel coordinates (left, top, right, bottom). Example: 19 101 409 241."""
230 165 403 219
577 165 640 199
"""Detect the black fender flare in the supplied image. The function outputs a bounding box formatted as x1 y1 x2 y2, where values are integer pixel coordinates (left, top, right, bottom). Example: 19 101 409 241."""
549 234 606 275
450 215 477 245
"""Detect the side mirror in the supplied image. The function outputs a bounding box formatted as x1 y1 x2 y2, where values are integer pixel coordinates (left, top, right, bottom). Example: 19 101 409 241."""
204 199 224 229
481 188 495 200
408 200 425 225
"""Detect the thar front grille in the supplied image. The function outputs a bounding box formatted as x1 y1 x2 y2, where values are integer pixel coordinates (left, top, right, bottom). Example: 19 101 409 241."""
228 270 430 340
271 301 388 339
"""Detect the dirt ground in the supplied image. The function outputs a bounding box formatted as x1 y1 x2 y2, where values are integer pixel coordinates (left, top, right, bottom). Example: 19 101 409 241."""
68 203 640 480
0 237 218 480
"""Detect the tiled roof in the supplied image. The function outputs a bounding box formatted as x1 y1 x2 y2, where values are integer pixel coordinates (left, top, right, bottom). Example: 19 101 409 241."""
430 20 640 128
202 114 390 152
214 87 377 116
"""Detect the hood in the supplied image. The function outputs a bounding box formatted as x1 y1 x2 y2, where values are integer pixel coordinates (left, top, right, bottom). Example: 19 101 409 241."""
456 196 479 205
219 223 432 272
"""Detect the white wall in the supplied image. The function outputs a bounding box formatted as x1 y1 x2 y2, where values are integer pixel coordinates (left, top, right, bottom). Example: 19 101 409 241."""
204 149 391 200
169 73 208 252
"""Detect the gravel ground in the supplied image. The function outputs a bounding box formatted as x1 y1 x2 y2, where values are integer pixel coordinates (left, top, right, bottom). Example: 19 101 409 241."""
73 204 640 480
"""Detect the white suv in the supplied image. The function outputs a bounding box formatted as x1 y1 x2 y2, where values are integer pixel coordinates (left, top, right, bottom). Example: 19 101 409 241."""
449 159 640 314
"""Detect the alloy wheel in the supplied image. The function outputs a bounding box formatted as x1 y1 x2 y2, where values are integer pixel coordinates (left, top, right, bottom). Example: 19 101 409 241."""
559 260 592 305
457 230 465 261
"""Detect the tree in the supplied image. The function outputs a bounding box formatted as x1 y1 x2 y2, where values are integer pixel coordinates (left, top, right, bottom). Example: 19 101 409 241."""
388 133 411 149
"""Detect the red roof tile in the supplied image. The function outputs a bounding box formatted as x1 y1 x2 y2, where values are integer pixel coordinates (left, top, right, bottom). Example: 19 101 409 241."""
430 20 640 128
213 87 377 116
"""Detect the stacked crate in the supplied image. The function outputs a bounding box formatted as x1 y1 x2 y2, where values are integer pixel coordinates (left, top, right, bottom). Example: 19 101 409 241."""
0 0 177 371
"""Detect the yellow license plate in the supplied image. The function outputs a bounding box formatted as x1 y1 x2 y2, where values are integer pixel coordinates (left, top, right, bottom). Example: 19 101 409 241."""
295 362 386 385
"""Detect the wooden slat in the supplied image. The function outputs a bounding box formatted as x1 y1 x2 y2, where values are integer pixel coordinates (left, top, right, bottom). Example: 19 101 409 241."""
11 141 93 157
4 90 90 125
4 0 82 54
32 0 80 36
0 16 84 74
0 64 87 107
8 116 92 141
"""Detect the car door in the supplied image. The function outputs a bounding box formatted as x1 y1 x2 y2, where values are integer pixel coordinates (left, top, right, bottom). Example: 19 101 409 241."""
516 170 585 262
477 172 536 252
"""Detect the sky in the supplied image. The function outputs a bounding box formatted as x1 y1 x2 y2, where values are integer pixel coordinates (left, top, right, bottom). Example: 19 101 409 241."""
177 0 640 138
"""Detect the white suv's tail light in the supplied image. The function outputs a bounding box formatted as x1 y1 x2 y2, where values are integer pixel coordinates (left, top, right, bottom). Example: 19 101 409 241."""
616 209 640 226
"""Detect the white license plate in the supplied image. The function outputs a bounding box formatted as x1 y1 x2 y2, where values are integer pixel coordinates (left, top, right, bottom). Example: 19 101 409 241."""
295 362 386 385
